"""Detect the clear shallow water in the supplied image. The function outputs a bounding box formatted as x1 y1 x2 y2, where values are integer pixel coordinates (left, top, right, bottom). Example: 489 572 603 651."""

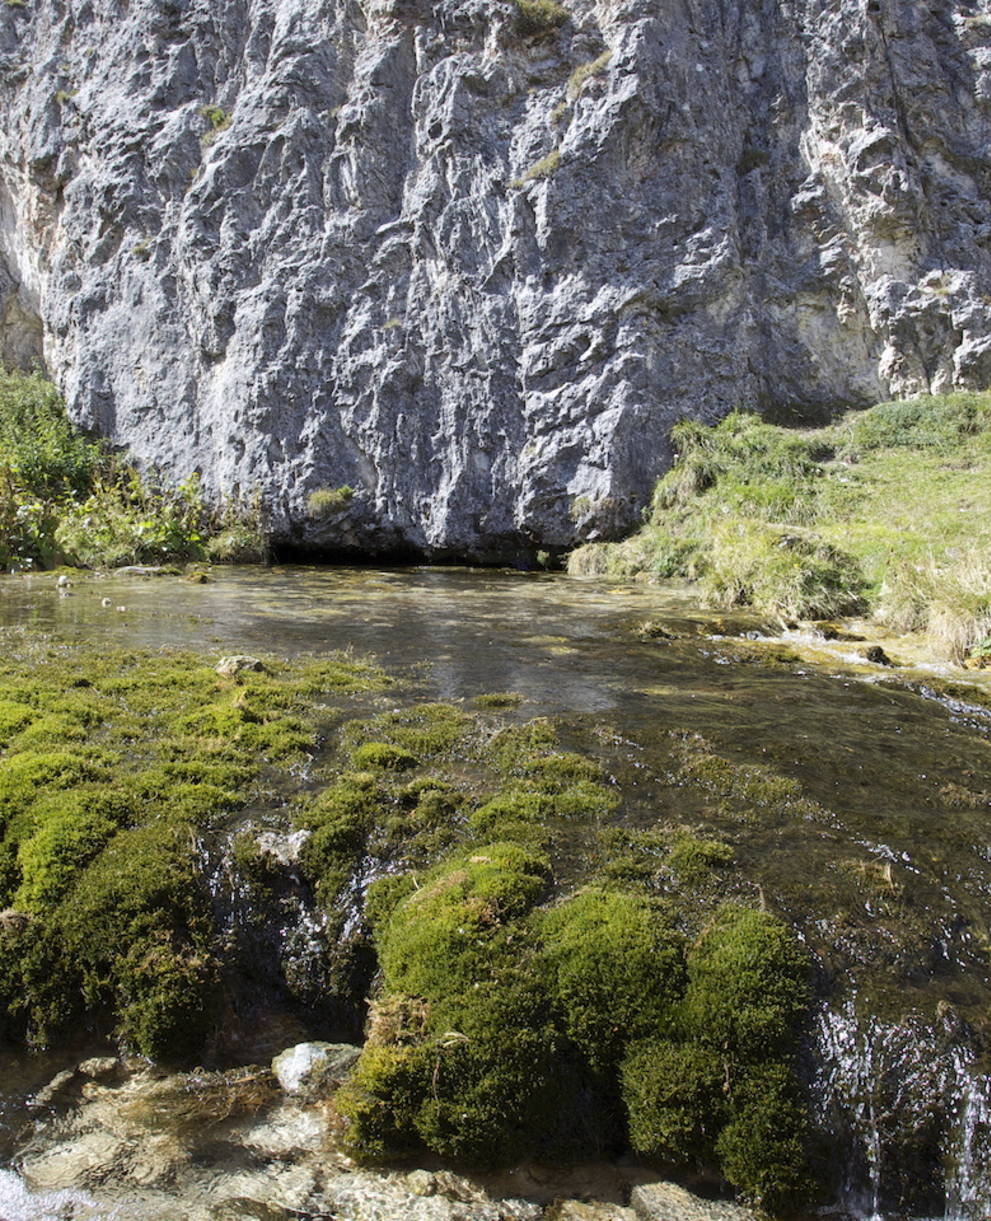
2 565 991 1220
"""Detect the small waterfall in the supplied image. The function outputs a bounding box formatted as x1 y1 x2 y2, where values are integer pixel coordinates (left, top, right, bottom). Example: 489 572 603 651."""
815 1001 991 1220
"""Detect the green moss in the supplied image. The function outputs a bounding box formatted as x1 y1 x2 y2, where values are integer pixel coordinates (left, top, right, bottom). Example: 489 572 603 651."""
517 751 604 790
596 827 670 887
116 934 217 1061
351 742 418 772
343 703 469 761
667 834 734 884
377 780 465 864
14 788 131 912
7 821 217 1056
469 790 553 841
0 750 112 832
473 692 524 709
682 905 809 1062
123 767 241 823
485 719 559 773
169 699 314 761
378 843 551 1000
621 1039 724 1164
364 872 417 936
671 733 823 825
540 888 685 1070
336 1041 432 1159
0 699 36 743
296 772 386 890
341 840 564 1166
409 976 560 1164
715 1064 814 1212
291 653 391 696
7 713 89 750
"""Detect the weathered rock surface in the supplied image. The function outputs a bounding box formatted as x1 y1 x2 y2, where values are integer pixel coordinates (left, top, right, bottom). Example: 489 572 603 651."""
630 1183 757 1221
2 0 991 558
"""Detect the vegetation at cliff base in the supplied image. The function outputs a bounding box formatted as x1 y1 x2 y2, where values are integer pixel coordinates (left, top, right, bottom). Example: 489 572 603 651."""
0 368 267 570
569 392 991 661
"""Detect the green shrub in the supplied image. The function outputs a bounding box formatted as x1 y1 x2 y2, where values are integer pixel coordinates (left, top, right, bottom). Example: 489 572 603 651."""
55 471 206 568
306 486 354 518
513 0 567 36
0 368 272 570
0 368 102 496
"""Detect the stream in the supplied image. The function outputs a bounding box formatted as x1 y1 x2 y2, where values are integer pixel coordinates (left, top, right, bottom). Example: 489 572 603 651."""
1 564 990 1221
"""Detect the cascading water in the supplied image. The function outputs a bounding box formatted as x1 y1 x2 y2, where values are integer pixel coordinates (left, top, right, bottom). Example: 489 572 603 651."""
815 1001 991 1220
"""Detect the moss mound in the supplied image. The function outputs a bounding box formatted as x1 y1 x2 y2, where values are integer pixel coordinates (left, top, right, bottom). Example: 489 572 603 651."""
540 887 685 1070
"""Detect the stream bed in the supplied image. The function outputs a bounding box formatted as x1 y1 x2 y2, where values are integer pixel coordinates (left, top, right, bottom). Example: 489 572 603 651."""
1 565 990 1221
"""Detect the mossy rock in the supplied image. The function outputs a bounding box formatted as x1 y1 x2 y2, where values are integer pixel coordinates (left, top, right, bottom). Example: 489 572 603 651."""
378 843 551 999
682 905 809 1062
540 887 685 1070
116 934 217 1061
715 1064 814 1213
621 1038 724 1165
336 1041 432 1160
351 742 418 772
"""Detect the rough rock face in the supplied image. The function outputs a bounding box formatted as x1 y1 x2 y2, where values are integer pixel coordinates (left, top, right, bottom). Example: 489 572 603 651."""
1 0 991 558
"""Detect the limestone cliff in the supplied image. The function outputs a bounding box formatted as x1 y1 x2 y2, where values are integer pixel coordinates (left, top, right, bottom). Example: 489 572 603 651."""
2 0 990 558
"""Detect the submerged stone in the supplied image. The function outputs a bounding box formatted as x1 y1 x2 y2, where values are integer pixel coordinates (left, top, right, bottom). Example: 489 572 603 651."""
630 1183 758 1221
272 1042 360 1097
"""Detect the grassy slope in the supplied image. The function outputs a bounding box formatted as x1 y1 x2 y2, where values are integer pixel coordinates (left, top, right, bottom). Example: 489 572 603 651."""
569 393 991 660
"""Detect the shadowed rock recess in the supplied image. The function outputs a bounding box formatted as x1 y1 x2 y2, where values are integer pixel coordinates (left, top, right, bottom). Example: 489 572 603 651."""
2 0 991 558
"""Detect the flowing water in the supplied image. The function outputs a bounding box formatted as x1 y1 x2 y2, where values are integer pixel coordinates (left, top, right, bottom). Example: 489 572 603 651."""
2 564 991 1220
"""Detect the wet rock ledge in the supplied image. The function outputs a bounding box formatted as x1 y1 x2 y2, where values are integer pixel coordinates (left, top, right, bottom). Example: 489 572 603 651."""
13 1050 756 1221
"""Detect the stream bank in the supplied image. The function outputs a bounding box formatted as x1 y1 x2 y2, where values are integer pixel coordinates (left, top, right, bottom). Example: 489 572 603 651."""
0 566 989 1219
